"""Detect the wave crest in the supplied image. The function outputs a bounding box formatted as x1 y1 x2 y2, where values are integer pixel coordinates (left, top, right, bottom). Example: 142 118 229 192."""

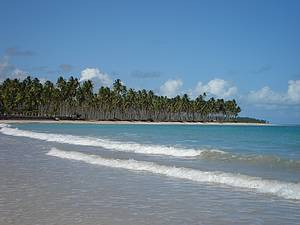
1 124 299 169
0 124 217 157
47 148 300 200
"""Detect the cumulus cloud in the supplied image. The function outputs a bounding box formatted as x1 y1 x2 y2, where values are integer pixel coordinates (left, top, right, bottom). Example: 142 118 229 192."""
0 60 28 81
287 80 300 103
80 68 112 86
0 48 49 82
11 68 28 78
160 79 183 97
247 80 300 105
0 47 36 81
0 55 48 82
38 77 48 84
0 61 10 73
195 78 237 98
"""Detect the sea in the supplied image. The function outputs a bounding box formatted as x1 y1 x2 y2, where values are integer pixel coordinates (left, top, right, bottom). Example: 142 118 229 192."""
0 122 300 225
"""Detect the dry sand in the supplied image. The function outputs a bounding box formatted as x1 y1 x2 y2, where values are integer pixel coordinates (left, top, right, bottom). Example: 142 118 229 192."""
0 120 270 126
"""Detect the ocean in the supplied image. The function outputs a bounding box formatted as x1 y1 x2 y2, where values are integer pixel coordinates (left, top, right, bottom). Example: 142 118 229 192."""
0 123 300 224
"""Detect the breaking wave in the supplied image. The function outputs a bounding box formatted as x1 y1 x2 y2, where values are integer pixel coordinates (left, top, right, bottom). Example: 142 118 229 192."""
47 148 300 200
1 124 300 170
0 124 219 157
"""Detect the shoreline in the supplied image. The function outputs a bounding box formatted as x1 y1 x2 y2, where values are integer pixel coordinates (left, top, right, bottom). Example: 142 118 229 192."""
0 119 271 126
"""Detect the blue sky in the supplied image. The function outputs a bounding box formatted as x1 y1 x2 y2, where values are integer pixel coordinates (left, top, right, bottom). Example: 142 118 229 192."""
0 0 299 123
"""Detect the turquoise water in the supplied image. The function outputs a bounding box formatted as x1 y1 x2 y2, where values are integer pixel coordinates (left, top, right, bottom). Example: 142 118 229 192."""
15 123 300 159
0 123 300 224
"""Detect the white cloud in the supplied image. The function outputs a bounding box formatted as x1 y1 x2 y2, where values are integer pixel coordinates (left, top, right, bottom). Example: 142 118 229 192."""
0 59 29 81
247 80 300 105
80 68 112 86
247 86 283 104
38 77 48 84
160 79 183 97
0 61 12 76
11 68 28 78
195 78 237 98
287 80 300 104
0 61 9 72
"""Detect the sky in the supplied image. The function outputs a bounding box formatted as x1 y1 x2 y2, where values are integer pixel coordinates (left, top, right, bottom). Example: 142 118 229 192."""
0 0 299 124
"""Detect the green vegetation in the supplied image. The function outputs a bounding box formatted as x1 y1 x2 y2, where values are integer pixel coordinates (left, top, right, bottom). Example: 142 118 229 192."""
0 76 244 122
235 117 267 124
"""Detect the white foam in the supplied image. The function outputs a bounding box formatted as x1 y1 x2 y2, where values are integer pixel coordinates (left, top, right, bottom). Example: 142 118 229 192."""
0 123 10 128
0 125 221 157
47 148 300 200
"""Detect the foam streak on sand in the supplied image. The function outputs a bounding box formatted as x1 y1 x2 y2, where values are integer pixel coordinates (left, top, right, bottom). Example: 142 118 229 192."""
0 124 220 157
47 148 300 200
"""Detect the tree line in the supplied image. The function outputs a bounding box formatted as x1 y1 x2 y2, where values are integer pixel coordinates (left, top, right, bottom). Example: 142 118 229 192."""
0 76 241 121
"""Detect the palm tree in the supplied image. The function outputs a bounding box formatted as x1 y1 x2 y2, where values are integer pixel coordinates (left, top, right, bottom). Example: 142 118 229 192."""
0 76 243 122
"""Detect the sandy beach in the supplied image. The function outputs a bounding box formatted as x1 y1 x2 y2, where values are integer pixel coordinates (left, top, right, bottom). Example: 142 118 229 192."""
0 119 270 126
0 118 298 225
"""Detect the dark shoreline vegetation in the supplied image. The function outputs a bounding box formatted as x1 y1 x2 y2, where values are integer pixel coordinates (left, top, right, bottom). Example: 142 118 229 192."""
0 76 266 123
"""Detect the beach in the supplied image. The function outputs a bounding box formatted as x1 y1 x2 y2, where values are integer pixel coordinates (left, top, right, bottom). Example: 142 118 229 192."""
0 122 299 224
0 119 270 126
1 1 299 224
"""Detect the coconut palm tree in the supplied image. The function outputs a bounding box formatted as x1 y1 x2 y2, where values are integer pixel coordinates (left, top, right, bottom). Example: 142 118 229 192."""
0 76 243 122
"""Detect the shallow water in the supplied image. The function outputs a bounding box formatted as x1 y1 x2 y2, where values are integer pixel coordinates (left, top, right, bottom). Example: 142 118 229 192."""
0 123 300 224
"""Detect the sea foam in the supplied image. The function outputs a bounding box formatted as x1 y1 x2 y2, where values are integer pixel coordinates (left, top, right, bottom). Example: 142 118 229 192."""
1 124 300 169
47 148 300 200
0 124 219 157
